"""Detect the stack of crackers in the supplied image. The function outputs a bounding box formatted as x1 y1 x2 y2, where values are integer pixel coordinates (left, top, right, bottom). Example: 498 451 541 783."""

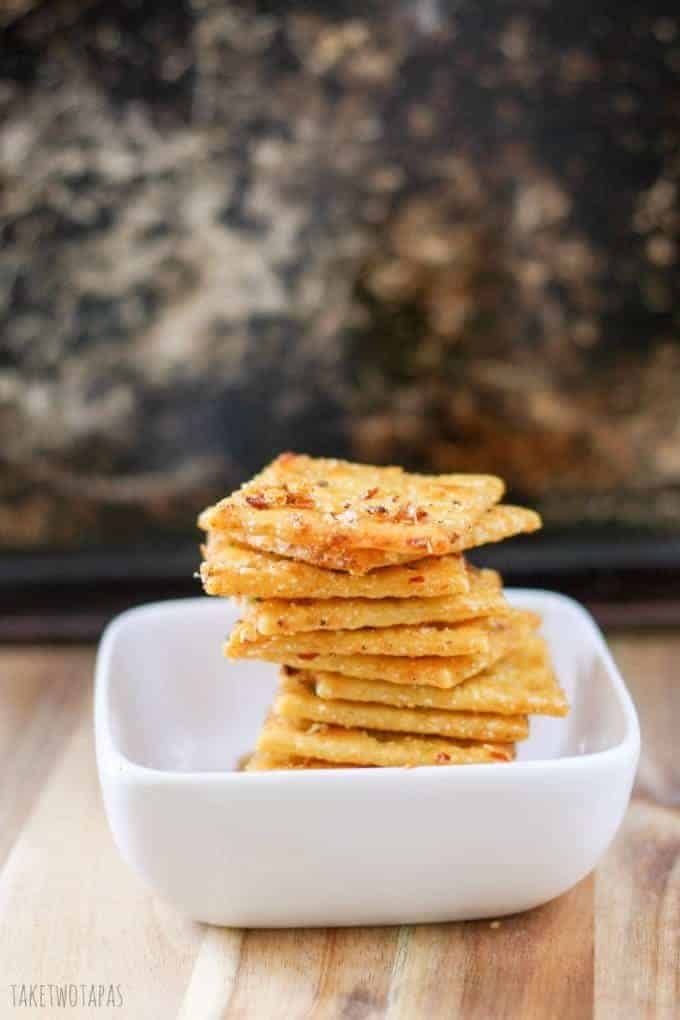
199 453 568 770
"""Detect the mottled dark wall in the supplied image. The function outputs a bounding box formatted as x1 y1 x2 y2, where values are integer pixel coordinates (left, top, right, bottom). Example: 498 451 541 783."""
1 0 679 551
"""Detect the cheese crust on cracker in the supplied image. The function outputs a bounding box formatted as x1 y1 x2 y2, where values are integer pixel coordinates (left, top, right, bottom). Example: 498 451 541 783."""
228 611 540 688
309 637 568 716
275 673 529 741
257 715 515 766
219 503 541 574
464 505 541 549
240 567 504 635
199 453 505 573
244 752 356 771
200 539 470 599
200 501 540 579
229 615 497 658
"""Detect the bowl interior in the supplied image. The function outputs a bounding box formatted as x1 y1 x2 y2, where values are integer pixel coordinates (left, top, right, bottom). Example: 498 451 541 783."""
102 592 630 772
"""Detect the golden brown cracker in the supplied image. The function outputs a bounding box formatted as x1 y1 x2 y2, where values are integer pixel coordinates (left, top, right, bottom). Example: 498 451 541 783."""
201 502 540 576
210 526 416 573
276 673 529 742
200 538 470 599
241 567 504 635
257 714 515 767
463 504 541 549
244 751 357 771
228 610 541 688
228 615 493 658
199 453 504 573
312 637 568 716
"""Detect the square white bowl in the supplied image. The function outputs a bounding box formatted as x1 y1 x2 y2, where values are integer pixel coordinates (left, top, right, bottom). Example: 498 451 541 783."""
95 591 639 927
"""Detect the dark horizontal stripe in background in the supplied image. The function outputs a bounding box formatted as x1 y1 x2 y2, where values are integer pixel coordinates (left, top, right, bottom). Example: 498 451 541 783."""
4 530 680 640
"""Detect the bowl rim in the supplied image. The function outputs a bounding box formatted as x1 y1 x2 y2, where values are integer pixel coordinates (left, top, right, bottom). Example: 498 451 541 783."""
95 590 641 786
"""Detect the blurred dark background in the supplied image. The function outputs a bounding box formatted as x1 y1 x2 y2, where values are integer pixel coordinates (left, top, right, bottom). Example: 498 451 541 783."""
1 0 680 637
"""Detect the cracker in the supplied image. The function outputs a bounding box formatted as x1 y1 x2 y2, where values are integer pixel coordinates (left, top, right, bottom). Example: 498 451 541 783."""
257 714 515 766
200 501 540 578
212 528 418 573
200 538 470 599
241 567 504 635
228 615 492 658
275 673 529 742
244 752 357 771
227 610 540 688
311 637 569 716
199 453 504 573
463 505 541 549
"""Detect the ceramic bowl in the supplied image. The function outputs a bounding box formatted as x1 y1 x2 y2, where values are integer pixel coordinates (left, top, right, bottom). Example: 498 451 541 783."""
95 591 639 927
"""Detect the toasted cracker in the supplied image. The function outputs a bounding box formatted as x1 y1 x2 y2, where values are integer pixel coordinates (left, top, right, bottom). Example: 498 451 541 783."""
241 567 504 635
201 501 540 577
463 505 541 549
312 637 568 716
276 673 529 742
257 714 515 766
199 453 504 573
200 538 470 599
211 527 420 573
244 751 357 771
228 615 493 658
228 610 540 688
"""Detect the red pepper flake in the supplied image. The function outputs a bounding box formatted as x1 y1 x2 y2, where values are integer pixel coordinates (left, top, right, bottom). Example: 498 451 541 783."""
435 752 451 763
363 487 379 499
366 505 388 515
297 652 319 660
394 502 431 523
408 575 425 583
392 503 412 522
245 493 270 509
284 491 314 508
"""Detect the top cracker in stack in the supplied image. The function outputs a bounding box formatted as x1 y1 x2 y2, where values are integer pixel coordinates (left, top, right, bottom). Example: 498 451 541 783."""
199 452 539 575
198 453 567 770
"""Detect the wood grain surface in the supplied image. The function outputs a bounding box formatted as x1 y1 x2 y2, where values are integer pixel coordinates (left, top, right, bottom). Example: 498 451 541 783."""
0 634 677 1019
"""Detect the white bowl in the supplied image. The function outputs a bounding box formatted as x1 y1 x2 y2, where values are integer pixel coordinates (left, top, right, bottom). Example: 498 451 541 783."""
95 591 639 927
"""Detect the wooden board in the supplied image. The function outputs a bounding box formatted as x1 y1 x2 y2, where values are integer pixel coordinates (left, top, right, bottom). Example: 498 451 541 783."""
0 635 676 1019
595 635 680 1020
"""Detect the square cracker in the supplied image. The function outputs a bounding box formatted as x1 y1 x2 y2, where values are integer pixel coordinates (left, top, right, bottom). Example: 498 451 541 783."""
311 637 569 716
199 453 505 573
257 714 516 766
275 673 529 742
244 752 358 771
240 566 504 636
464 504 541 550
200 502 540 577
200 539 470 599
227 610 541 688
205 529 424 574
228 614 495 658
